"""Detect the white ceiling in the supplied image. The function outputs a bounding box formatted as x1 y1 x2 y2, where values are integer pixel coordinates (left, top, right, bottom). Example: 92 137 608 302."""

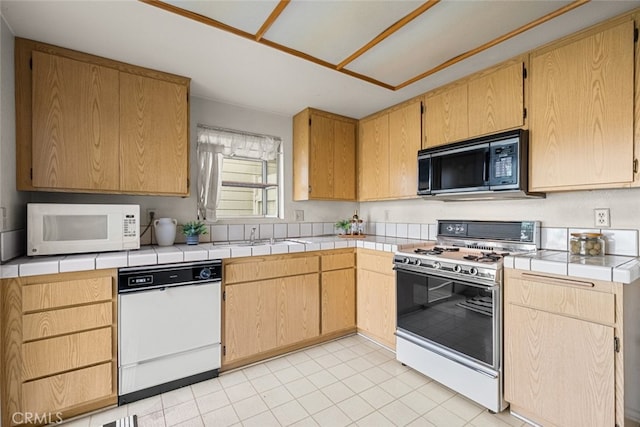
1 0 640 119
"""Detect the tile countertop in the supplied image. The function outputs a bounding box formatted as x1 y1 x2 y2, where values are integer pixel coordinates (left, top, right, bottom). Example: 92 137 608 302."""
505 250 640 284
0 235 425 279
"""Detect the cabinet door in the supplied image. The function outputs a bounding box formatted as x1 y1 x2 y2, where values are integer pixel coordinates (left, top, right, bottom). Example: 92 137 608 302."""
530 20 634 191
389 101 422 198
333 120 356 200
277 274 320 346
321 269 356 334
120 72 189 195
309 114 335 199
356 269 396 349
423 84 468 148
223 280 278 363
359 115 389 200
468 62 524 137
31 51 120 191
505 303 614 427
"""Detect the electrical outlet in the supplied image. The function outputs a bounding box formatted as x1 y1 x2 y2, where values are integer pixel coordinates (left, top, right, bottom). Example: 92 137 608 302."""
384 210 390 221
594 208 610 227
295 210 304 222
146 208 157 222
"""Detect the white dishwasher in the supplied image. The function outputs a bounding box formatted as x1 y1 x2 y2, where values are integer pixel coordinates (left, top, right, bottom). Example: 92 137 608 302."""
118 260 222 405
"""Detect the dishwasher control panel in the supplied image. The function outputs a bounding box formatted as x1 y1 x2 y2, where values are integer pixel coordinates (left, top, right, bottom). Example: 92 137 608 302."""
118 260 222 293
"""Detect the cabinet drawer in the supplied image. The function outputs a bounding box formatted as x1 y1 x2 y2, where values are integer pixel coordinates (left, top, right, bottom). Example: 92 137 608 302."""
507 274 614 325
23 302 112 341
22 276 112 312
22 328 112 380
322 251 355 271
225 255 319 284
22 362 113 413
357 250 394 276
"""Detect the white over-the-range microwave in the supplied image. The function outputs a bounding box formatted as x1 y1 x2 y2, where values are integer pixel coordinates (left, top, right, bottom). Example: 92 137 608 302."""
27 203 140 256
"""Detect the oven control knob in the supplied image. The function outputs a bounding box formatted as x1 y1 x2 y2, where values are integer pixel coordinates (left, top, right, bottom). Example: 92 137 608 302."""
452 265 462 273
199 268 212 280
413 259 422 266
432 262 441 270
469 267 478 276
403 257 411 264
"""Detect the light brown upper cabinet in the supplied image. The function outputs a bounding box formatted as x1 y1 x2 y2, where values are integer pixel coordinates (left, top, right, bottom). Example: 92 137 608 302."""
423 83 468 148
119 73 189 194
293 108 357 201
16 38 190 195
467 62 524 137
359 99 422 201
31 52 121 191
359 113 389 201
423 59 525 149
529 19 635 192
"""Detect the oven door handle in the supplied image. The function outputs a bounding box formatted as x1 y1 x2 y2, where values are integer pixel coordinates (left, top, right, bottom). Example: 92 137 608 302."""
394 264 499 290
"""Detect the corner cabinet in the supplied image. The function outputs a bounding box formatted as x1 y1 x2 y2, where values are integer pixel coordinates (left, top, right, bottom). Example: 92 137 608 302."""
16 38 190 196
358 99 422 201
293 108 357 201
423 59 525 148
504 269 624 427
1 270 118 427
529 19 635 191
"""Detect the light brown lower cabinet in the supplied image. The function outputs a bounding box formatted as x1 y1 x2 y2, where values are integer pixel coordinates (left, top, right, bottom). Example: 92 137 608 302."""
222 253 321 368
1 270 117 427
504 269 623 427
321 250 356 335
223 273 320 366
223 250 361 370
356 249 396 349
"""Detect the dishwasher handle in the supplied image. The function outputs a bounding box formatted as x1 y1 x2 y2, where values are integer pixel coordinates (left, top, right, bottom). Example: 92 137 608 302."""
118 278 221 294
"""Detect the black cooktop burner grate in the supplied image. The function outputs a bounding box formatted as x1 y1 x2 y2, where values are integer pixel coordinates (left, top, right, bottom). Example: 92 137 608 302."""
415 247 461 256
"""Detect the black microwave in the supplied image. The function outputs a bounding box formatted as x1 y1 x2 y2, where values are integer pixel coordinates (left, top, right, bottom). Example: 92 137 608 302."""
418 129 543 200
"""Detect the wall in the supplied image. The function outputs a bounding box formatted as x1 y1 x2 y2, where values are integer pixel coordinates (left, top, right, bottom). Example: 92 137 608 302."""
0 9 28 262
0 13 25 231
359 187 640 231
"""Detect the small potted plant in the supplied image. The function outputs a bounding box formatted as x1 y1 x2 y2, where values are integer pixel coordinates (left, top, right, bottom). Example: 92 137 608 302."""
335 219 352 235
181 221 208 245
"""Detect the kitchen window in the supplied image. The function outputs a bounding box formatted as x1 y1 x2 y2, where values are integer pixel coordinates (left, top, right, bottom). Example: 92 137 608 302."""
197 125 282 221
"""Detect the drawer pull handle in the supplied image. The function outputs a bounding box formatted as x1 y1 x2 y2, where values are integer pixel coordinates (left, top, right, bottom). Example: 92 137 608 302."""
521 272 595 288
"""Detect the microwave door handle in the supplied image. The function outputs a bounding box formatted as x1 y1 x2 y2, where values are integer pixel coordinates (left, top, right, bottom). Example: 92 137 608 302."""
483 152 490 183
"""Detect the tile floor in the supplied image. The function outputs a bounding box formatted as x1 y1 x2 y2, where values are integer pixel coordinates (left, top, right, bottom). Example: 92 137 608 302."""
66 334 527 427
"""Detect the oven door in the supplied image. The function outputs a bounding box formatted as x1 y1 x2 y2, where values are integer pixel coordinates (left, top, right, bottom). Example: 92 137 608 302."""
395 266 499 370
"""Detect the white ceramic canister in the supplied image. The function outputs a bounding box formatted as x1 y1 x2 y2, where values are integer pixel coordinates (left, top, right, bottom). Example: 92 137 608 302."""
154 218 177 246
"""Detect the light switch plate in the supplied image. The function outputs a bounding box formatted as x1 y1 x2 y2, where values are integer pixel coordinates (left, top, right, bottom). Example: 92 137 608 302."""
295 210 304 221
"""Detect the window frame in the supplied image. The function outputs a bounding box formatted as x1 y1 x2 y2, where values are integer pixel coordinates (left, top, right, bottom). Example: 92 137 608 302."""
217 153 282 219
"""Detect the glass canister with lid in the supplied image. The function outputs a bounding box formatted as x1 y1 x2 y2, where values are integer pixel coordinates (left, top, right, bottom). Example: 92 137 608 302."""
569 232 606 256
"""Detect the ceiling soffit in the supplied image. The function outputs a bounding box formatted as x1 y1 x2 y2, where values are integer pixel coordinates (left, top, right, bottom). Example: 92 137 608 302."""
142 0 589 91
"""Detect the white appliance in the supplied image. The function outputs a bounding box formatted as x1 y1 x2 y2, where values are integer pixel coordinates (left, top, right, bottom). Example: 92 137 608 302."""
27 203 140 256
117 261 222 404
394 220 539 413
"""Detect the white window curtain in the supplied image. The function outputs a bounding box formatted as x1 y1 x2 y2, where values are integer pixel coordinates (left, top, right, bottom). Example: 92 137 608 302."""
197 124 281 222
